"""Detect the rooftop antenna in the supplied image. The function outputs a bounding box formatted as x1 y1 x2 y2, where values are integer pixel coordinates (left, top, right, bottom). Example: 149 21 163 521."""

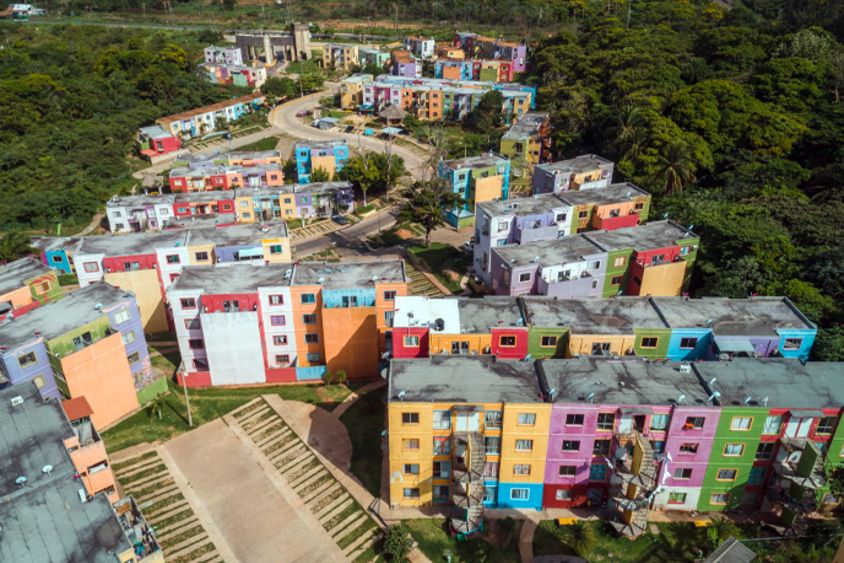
676 394 686 405
397 390 406 401
743 396 753 405
709 377 717 386
707 390 721 402
586 392 595 403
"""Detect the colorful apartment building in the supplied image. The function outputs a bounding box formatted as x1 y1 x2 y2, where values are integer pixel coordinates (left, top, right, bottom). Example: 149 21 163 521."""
489 221 698 298
169 150 284 192
473 184 651 284
295 140 350 183
362 75 536 121
390 49 422 78
204 45 245 66
454 32 528 73
0 382 162 563
533 154 615 194
0 283 160 428
322 43 359 70
403 36 436 60
387 356 844 536
0 256 62 318
154 94 265 141
64 222 291 333
436 43 466 60
499 112 551 175
200 63 267 89
339 73 375 109
61 396 119 503
136 125 181 162
391 296 528 359
434 58 515 82
359 48 391 69
439 153 511 228
169 260 408 386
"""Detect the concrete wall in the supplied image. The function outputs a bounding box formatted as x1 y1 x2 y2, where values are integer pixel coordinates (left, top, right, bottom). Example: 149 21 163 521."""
322 306 379 379
202 311 266 385
104 269 169 334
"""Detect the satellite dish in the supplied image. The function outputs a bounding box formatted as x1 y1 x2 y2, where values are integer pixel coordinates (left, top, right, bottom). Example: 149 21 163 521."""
41 465 53 475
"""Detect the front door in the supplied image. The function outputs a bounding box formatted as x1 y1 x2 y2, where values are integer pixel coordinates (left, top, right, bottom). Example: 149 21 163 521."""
618 415 633 434
456 412 480 432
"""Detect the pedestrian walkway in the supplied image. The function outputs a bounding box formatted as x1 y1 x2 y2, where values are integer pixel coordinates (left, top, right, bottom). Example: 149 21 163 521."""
291 218 342 240
405 262 446 297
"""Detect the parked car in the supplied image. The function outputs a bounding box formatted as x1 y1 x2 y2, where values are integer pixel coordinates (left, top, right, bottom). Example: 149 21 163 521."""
344 125 355 133
332 214 350 225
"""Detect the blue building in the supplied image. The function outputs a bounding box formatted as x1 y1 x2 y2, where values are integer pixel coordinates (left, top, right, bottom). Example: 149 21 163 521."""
438 153 511 228
294 140 350 184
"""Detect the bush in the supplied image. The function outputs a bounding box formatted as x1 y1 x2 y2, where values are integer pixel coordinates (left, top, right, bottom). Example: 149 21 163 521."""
58 273 79 286
383 523 413 562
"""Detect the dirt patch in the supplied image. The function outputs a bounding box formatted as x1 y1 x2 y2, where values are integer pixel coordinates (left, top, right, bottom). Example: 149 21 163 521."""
395 229 415 240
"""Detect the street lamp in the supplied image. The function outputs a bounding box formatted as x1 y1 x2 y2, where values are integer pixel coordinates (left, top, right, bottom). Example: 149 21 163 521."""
182 372 193 428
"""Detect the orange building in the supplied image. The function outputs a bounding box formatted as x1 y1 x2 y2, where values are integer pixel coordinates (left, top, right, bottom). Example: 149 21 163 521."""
62 396 119 503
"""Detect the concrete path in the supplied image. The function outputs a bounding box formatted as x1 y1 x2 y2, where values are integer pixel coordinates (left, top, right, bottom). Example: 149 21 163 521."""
332 379 386 418
519 519 537 563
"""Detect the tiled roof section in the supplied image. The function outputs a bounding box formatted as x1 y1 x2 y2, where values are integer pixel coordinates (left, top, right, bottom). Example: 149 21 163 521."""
156 94 263 125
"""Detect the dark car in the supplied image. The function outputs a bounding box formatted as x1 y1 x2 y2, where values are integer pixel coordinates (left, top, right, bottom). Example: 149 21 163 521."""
332 214 350 225
344 125 355 133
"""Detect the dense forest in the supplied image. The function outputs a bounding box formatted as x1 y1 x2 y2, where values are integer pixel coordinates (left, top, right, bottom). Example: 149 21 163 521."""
0 25 230 231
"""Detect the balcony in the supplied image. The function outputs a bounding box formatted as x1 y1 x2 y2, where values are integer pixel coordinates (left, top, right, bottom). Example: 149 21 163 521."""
113 496 162 562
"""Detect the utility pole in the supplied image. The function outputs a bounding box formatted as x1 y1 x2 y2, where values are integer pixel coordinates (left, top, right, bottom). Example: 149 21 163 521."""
182 373 193 428
626 0 633 29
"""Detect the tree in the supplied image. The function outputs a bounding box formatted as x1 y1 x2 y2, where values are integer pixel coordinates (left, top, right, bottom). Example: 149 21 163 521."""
382 523 413 562
465 90 503 134
334 370 347 385
261 77 298 100
653 140 698 194
222 0 236 10
298 73 325 94
339 153 406 206
310 167 331 183
562 521 596 556
0 232 33 263
397 179 464 247
147 393 167 420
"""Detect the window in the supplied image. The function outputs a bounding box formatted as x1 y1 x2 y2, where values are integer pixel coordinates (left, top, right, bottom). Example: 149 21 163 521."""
383 290 397 301
269 244 283 255
121 331 135 346
275 354 290 366
433 461 451 479
341 295 358 307
83 262 100 273
555 213 567 223
593 439 610 456
674 468 693 480
403 464 420 475
710 493 730 505
650 414 669 431
483 462 499 478
540 335 558 348
403 488 420 499
565 414 584 426
756 442 775 460
578 210 588 219
485 437 501 455
783 338 803 350
433 437 450 456
562 440 580 452
668 492 687 505
499 335 516 347
724 443 745 457
301 293 316 304
433 410 450 429
166 254 181 264
305 333 319 344
269 294 284 305
192 358 208 370
384 310 395 327
747 466 766 486
730 417 753 431
517 413 536 426
18 352 37 368
684 416 705 429
403 335 420 347
589 463 607 481
640 337 658 348
113 309 130 324
597 413 615 431
188 339 204 349
817 416 836 435
194 251 209 261
497 221 508 233
717 469 738 481
180 298 197 310
555 489 572 501
270 315 286 326
402 412 420 424
127 352 140 364
680 337 698 349
558 465 576 477
510 488 530 500
515 439 533 452
306 352 321 362
303 313 317 325
513 464 531 476
613 256 625 267
485 411 502 429
184 318 200 330
402 439 419 450
679 443 699 455
760 415 782 435
611 275 623 285
272 335 288 345
518 272 531 283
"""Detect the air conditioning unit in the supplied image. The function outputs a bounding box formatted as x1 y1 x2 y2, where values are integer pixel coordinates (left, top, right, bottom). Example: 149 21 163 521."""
10 396 23 406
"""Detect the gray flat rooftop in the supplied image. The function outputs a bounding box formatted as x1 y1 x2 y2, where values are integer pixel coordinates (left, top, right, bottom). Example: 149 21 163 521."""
536 154 612 174
457 297 525 332
477 193 565 216
286 181 353 194
187 222 289 246
492 236 605 267
389 356 542 403
502 112 548 140
0 283 131 348
520 297 667 332
585 220 698 251
0 383 132 562
444 153 508 170
295 139 347 150
557 182 649 206
693 359 844 408
291 260 405 289
0 257 53 294
652 297 814 335
108 193 175 208
539 358 712 406
171 264 294 293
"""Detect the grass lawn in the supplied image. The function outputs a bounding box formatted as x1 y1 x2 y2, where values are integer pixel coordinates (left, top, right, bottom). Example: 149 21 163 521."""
533 520 657 562
406 518 522 563
235 135 281 152
286 60 323 75
102 380 352 453
338 387 385 497
409 242 470 293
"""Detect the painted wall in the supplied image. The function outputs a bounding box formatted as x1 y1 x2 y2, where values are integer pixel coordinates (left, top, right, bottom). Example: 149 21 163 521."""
322 306 379 379
567 334 636 357
104 269 169 334
527 328 569 359
498 403 551 509
202 310 266 385
630 260 687 297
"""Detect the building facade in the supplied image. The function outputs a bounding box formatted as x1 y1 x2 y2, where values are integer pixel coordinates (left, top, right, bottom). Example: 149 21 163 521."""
322 43 360 70
499 112 551 176
294 140 350 183
533 154 615 194
0 257 62 318
390 49 422 78
168 150 284 192
154 94 265 141
439 154 511 228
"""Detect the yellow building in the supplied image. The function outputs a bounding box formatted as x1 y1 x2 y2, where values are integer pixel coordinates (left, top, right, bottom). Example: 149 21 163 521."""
339 73 374 110
322 43 360 70
388 356 550 528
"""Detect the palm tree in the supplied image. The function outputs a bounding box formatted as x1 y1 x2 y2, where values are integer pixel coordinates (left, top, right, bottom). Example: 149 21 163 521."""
147 393 168 420
0 232 33 263
397 179 464 248
706 516 739 551
654 140 697 194
608 104 644 152
564 521 596 556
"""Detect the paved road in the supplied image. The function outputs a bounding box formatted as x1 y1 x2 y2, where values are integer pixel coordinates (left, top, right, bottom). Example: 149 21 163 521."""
293 206 397 256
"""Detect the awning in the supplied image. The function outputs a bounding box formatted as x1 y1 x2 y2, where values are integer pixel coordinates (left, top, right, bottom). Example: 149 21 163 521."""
713 337 756 355
788 409 825 418
620 407 654 415
238 247 265 259
382 127 403 136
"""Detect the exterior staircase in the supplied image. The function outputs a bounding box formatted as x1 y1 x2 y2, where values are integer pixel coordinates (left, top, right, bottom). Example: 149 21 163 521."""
450 431 486 538
610 432 657 539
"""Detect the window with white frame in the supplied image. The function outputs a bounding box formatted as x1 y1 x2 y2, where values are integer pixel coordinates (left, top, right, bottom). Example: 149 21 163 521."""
515 439 533 452
517 413 536 426
433 410 450 429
